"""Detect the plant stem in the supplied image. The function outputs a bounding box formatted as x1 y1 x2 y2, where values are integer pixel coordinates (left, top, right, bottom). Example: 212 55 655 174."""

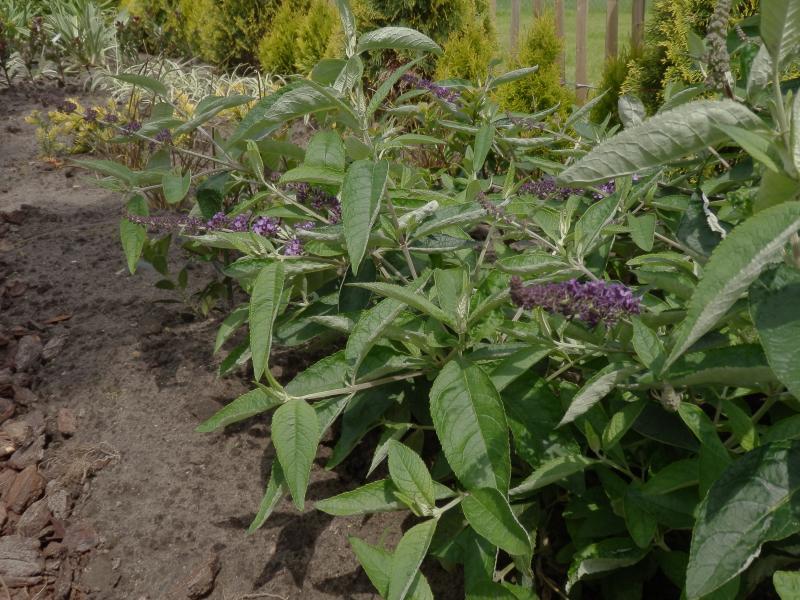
294 371 427 401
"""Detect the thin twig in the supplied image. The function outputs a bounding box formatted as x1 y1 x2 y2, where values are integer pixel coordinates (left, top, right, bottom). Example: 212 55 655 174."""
0 574 10 600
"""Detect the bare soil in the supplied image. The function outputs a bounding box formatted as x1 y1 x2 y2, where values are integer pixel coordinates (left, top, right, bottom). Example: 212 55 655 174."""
0 84 459 599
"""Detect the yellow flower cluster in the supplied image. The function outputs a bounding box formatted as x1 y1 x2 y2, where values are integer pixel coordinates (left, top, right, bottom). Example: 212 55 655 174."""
25 98 119 158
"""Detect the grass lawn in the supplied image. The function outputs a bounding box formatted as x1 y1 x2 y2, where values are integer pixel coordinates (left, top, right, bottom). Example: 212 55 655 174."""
493 0 643 88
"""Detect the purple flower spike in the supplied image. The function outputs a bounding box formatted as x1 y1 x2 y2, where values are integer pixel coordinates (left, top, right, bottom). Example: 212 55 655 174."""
296 220 315 231
519 177 582 201
283 238 303 256
206 211 228 230
229 214 249 232
83 108 98 123
593 180 616 199
402 73 460 104
510 276 640 326
122 120 141 135
252 216 280 236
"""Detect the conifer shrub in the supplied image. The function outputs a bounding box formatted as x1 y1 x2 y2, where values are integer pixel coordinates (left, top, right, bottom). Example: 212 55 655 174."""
258 0 335 75
497 12 573 117
434 18 496 83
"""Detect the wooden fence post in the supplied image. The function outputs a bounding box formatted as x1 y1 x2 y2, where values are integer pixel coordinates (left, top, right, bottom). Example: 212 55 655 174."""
632 0 646 48
576 0 588 102
533 0 544 18
605 0 618 59
555 0 565 81
490 0 496 20
511 0 521 56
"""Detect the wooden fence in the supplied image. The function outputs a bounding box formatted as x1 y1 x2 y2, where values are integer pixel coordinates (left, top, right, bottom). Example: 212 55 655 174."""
501 0 646 102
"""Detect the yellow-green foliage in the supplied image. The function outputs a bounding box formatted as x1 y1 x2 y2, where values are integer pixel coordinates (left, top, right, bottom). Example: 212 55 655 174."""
624 0 758 107
434 18 496 83
497 13 574 117
25 98 118 158
258 0 336 75
179 0 279 66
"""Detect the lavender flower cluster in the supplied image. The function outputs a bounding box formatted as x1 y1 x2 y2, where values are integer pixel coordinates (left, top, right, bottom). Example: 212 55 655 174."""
518 177 582 201
288 183 341 224
125 214 205 233
402 74 460 104
510 276 640 326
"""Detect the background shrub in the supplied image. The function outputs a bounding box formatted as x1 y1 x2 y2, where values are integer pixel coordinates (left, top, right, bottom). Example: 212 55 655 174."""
622 0 758 108
590 45 643 125
497 12 574 117
258 0 335 75
434 18 496 83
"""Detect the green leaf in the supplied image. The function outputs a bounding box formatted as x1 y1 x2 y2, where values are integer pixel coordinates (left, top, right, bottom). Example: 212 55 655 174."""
341 160 389 275
334 0 357 53
489 344 551 393
472 124 494 174
120 218 146 274
628 213 656 252
566 538 647 592
73 158 136 186
751 267 800 398
261 84 339 125
357 27 442 56
618 94 646 129
316 478 454 516
488 66 539 90
558 364 637 426
760 0 800 64
430 359 510 492
557 100 763 185
774 570 800 600
162 169 191 204
272 398 320 510
641 459 699 495
715 125 781 173
214 306 248 353
249 262 285 382
304 130 346 172
367 58 422 118
113 73 167 97
602 401 646 450
574 194 620 257
686 440 800 599
510 454 597 497
631 318 664 370
665 201 800 371
350 538 434 600
280 165 344 186
678 403 731 497
327 388 396 468
388 440 436 513
387 519 438 600
462 488 530 556
351 281 455 328
756 170 800 213
792 91 800 175
196 388 283 433
624 487 658 548
346 273 430 374
247 461 287 533
494 251 571 276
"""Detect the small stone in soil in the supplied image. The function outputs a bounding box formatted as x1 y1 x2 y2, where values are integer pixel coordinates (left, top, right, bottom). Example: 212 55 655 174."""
12 385 37 406
8 434 45 470
0 397 14 423
0 469 17 498
16 498 51 537
57 408 77 436
0 502 6 528
0 535 44 579
81 554 121 590
5 465 46 513
2 419 33 446
63 519 99 553
42 333 68 361
46 480 72 521
168 553 220 600
53 562 73 600
14 335 43 371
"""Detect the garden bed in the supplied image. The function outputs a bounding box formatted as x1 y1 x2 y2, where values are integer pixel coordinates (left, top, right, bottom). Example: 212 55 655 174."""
0 84 459 600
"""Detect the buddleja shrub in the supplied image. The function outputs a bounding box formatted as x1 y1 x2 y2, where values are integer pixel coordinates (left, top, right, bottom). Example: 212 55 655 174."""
81 0 800 597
